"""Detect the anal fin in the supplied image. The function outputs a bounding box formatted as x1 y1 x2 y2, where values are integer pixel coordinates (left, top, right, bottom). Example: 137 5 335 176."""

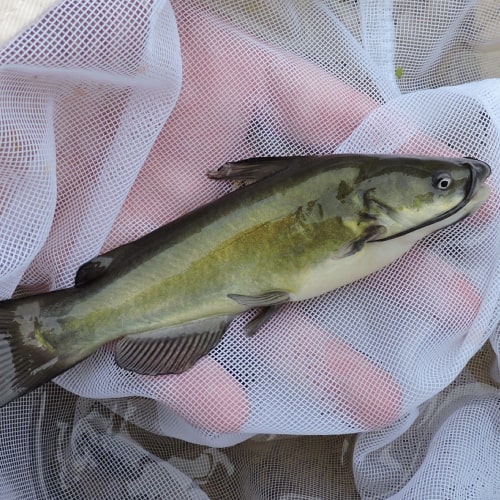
114 315 235 375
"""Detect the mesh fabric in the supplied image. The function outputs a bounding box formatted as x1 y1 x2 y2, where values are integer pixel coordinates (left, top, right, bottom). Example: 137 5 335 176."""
0 0 499 498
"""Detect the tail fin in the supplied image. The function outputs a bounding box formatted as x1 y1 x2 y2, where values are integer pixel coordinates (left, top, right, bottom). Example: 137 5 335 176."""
0 301 67 407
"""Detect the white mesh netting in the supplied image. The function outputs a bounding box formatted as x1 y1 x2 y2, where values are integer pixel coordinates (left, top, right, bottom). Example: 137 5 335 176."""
0 0 499 498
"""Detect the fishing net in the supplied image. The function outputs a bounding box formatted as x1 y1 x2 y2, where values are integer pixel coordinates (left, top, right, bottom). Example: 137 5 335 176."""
0 0 499 498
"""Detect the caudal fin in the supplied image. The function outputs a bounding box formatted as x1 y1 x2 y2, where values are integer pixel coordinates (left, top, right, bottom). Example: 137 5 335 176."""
0 302 67 407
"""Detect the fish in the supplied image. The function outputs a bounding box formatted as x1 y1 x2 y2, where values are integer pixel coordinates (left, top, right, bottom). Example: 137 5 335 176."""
0 154 491 407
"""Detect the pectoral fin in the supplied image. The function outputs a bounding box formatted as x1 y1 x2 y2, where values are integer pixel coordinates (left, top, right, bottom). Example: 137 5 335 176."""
115 315 235 375
207 157 291 182
337 225 387 258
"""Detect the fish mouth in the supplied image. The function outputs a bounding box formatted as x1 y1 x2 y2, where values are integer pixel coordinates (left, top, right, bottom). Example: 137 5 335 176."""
374 158 491 242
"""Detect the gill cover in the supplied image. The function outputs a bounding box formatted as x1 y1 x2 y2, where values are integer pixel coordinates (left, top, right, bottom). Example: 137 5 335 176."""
375 157 490 242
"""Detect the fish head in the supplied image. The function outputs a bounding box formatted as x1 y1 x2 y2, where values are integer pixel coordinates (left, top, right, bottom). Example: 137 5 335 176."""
357 156 491 241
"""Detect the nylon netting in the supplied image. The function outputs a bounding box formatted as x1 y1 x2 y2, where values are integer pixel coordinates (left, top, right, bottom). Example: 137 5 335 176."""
0 1 499 498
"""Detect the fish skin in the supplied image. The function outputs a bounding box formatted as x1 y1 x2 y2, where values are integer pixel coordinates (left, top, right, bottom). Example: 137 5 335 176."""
0 154 491 407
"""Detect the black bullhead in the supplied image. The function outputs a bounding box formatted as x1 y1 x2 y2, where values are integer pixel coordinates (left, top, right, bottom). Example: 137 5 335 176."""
0 155 491 407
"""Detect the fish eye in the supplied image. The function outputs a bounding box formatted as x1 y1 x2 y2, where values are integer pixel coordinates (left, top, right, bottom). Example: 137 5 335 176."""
432 172 453 191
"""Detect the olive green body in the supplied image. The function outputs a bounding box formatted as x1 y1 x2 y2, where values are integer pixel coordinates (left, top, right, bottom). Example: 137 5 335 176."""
0 154 490 407
31 157 373 355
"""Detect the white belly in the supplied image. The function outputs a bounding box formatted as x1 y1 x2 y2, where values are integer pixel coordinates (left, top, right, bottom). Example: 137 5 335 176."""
290 235 415 301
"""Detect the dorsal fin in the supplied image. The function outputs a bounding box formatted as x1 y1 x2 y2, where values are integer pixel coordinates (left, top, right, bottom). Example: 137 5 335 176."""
207 157 292 183
74 255 114 287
